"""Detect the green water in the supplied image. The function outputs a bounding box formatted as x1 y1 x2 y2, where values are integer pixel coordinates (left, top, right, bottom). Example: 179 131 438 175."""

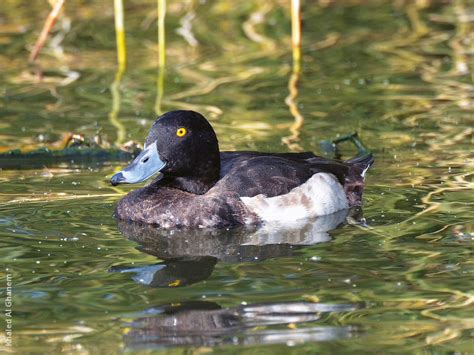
0 1 473 353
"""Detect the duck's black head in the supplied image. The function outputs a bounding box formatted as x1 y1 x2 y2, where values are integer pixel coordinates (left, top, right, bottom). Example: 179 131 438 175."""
111 110 220 194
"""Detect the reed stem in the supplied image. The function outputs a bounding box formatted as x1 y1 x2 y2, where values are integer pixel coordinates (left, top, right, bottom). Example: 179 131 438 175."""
155 0 167 115
29 0 65 62
109 0 127 145
283 0 304 151
114 0 127 70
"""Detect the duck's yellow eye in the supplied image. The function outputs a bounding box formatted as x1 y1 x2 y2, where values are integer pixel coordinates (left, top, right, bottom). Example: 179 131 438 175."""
176 127 187 137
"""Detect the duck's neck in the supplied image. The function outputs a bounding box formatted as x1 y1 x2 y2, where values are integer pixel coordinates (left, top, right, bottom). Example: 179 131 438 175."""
164 176 215 194
162 159 221 195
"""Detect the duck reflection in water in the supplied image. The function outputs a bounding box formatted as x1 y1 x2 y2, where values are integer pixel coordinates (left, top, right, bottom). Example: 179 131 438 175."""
112 208 359 287
124 301 363 349
113 209 365 349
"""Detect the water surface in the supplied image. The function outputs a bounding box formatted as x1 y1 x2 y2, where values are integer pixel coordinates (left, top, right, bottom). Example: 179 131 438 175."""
0 1 472 353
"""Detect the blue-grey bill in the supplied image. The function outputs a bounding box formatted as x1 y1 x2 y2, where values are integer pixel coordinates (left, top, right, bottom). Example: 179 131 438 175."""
110 141 166 186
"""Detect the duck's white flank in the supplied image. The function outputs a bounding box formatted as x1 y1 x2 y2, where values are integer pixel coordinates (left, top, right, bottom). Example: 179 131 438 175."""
241 173 348 223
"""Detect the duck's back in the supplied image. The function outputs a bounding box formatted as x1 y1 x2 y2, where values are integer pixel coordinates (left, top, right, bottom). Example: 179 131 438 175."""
216 151 353 198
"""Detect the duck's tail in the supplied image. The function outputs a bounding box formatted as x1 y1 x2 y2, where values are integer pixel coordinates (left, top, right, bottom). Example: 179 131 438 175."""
343 152 374 207
346 152 374 178
320 132 374 206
